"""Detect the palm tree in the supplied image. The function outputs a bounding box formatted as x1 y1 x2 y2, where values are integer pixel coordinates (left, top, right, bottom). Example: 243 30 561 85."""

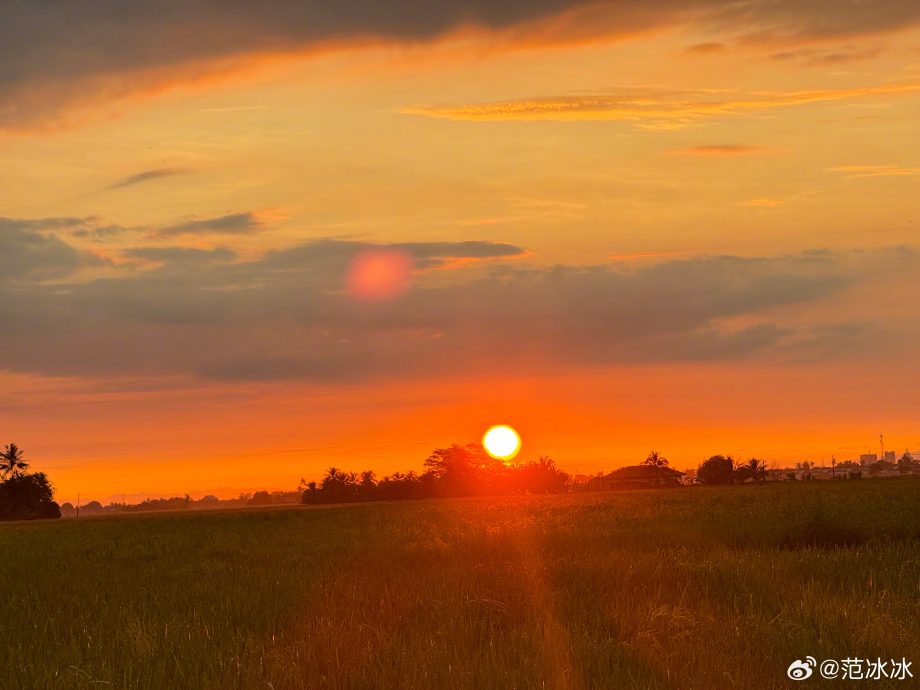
643 451 669 468
641 451 670 486
0 443 28 479
321 466 345 492
744 458 765 482
324 466 342 483
537 455 556 470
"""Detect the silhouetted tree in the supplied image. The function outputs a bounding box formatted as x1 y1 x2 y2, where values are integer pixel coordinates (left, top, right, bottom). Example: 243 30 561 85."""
317 466 360 502
0 443 29 479
302 442 572 505
736 457 766 483
424 443 508 496
518 456 569 493
248 491 274 506
0 472 60 520
640 451 673 485
697 455 736 485
358 470 377 500
643 451 669 468
301 481 319 504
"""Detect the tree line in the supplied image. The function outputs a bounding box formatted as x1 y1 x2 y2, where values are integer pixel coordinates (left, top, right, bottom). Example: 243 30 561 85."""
695 455 768 484
59 491 304 517
301 443 569 504
6 440 913 520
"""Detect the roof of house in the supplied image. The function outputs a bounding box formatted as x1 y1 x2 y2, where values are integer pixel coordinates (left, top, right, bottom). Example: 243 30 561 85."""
605 464 684 480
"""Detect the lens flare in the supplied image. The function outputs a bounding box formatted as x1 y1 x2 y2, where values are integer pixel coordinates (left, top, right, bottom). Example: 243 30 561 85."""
483 425 521 460
346 249 413 301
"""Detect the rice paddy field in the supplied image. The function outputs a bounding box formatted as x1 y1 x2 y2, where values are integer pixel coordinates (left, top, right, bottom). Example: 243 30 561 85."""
1 479 918 689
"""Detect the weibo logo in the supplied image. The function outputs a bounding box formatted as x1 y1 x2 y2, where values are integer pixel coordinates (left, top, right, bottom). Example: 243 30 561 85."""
787 657 816 680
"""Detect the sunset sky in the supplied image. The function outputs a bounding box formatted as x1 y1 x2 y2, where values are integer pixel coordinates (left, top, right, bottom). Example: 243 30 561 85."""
2 1 919 503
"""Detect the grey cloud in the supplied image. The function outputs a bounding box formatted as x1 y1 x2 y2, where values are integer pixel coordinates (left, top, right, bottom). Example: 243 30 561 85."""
71 224 127 240
153 212 262 237
0 216 96 231
0 0 578 85
109 167 186 189
393 240 526 260
0 218 106 281
259 238 525 272
0 233 905 381
0 215 129 241
122 246 237 264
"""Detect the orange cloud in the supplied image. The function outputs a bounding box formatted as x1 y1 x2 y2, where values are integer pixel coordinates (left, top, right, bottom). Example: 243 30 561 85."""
402 83 920 127
828 165 920 178
736 198 785 207
667 144 779 156
684 42 727 54
608 250 689 262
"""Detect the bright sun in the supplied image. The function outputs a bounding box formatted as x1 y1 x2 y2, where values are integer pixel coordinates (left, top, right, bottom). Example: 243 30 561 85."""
482 425 521 460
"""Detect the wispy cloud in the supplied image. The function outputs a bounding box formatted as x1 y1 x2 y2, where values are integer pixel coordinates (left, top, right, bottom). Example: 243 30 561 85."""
197 106 269 113
768 45 883 66
608 250 689 261
828 165 920 178
403 83 920 127
684 42 726 55
109 167 186 189
122 246 238 265
736 198 785 207
668 144 778 156
153 212 264 238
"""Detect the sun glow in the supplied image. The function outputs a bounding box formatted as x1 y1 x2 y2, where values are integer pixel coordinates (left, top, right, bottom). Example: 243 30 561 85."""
346 249 413 301
482 424 521 461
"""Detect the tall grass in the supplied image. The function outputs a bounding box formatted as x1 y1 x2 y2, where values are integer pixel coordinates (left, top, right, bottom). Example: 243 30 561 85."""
1 479 918 688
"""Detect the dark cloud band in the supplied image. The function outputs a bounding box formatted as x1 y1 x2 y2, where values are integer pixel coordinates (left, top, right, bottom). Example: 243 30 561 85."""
1 218 911 381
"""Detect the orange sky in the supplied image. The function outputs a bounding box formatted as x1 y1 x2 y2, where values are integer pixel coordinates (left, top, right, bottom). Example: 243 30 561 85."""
1 1 919 503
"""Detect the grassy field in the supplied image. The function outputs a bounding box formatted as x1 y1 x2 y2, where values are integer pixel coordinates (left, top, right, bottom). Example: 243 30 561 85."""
1 480 919 689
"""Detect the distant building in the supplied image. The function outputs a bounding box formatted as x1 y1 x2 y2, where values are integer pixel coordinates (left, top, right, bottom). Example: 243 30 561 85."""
860 453 878 465
884 451 896 463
